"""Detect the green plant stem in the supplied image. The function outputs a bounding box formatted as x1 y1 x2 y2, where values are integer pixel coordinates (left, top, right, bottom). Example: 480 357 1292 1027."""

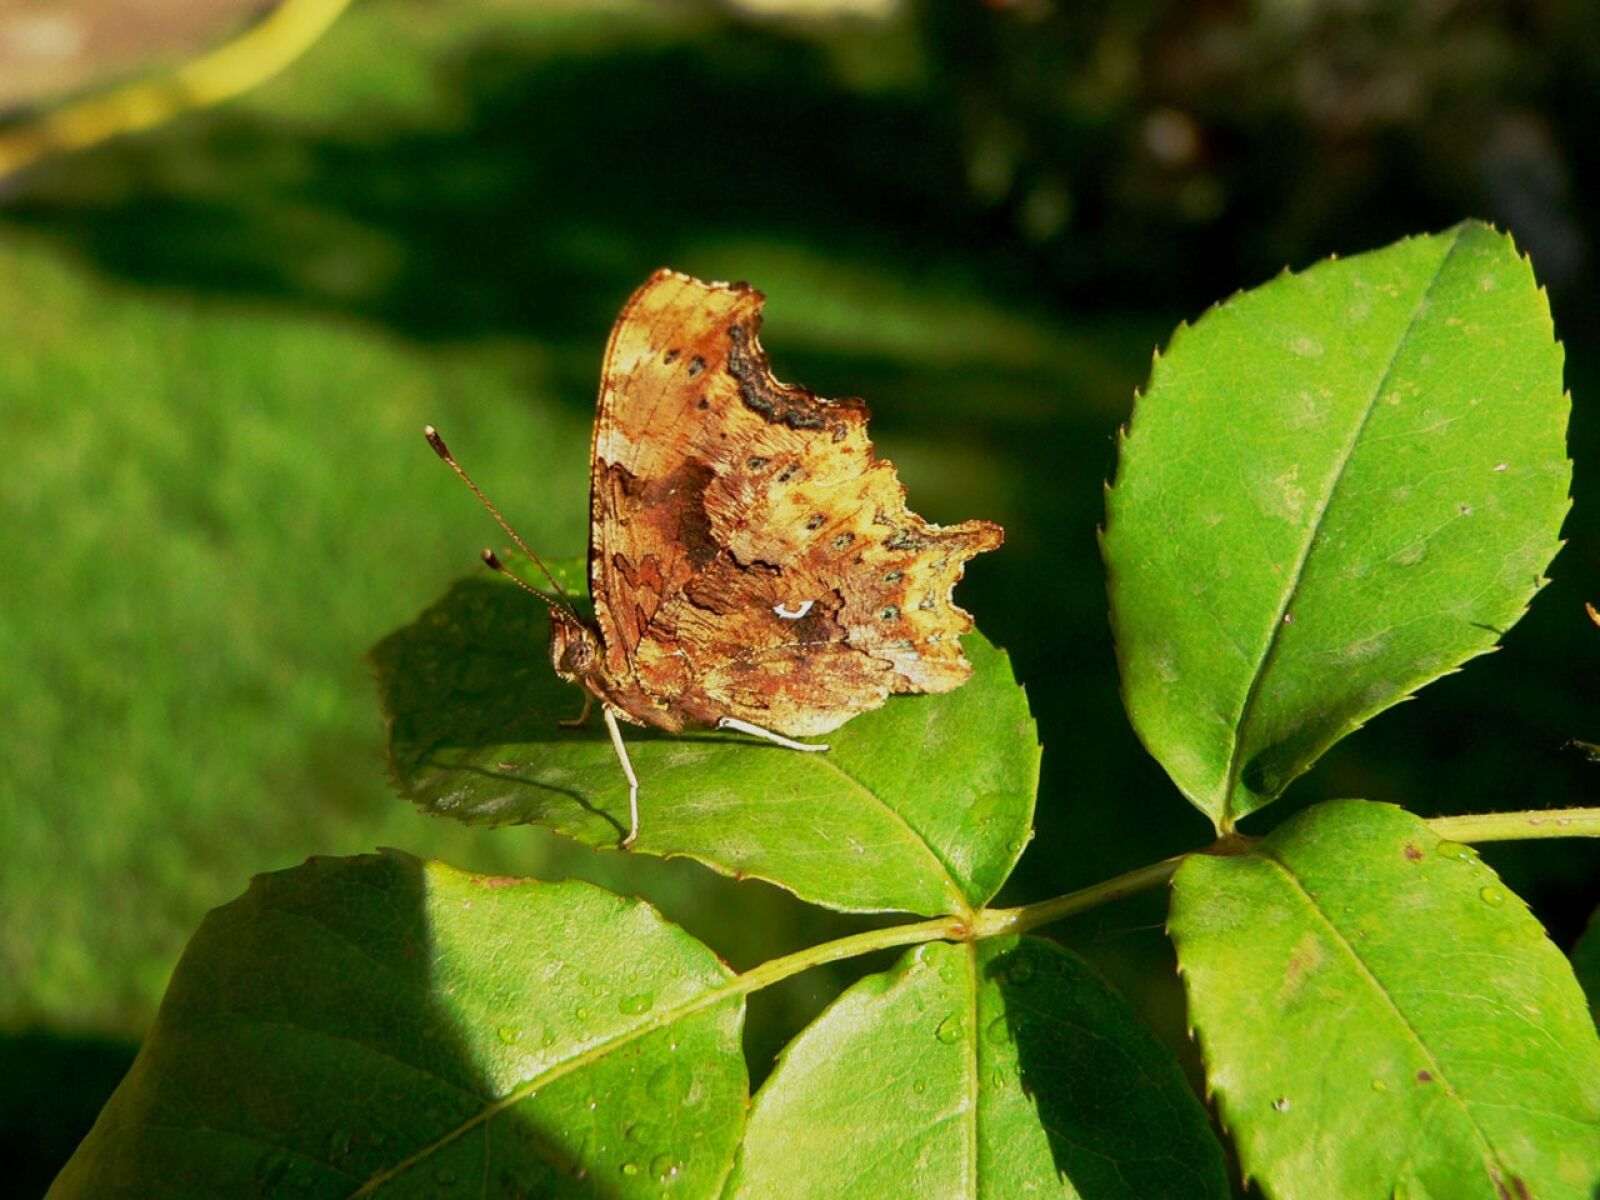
729 805 1600 992
0 0 353 179
970 853 1189 940
1426 807 1600 842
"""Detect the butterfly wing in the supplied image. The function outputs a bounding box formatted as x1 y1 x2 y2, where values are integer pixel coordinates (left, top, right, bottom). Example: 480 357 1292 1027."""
589 270 1002 737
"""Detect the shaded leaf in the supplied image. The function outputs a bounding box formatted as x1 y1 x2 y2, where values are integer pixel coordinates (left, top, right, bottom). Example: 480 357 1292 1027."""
372 576 1039 916
1169 799 1600 1200
1105 222 1570 828
50 852 746 1198
725 937 1228 1199
1573 907 1600 1027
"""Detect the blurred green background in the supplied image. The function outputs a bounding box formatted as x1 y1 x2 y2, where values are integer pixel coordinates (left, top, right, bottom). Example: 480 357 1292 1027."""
3 0 1598 1191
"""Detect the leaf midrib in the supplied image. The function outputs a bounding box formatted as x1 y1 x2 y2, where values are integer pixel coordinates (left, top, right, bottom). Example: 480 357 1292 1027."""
1218 227 1468 825
347 977 746 1197
1259 849 1512 1184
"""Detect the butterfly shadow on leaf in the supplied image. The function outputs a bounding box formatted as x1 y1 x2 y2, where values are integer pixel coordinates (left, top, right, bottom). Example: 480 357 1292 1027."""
371 577 635 842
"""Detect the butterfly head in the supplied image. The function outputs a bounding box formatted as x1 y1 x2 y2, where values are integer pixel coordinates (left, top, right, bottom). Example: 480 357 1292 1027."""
548 609 600 684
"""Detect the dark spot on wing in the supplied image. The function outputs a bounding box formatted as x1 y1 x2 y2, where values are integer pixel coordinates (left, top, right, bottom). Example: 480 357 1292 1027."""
725 319 866 432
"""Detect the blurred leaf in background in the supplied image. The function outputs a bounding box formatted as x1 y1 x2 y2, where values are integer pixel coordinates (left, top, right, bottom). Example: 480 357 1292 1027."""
3 0 1598 1193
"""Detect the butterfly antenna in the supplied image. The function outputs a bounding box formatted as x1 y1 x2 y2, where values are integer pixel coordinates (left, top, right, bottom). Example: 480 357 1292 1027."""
424 425 580 615
480 548 564 611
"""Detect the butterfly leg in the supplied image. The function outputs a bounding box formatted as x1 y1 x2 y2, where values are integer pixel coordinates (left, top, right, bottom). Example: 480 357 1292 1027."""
603 705 641 849
716 716 830 754
559 691 594 729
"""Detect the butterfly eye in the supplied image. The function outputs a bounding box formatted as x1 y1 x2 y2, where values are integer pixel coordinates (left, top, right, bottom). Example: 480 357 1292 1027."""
560 637 595 676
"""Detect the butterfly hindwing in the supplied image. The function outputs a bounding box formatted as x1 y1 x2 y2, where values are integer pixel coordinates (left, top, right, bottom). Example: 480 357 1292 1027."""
588 270 1002 737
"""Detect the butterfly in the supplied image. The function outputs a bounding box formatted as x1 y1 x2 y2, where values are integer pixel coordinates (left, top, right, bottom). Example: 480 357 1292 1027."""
427 270 1003 847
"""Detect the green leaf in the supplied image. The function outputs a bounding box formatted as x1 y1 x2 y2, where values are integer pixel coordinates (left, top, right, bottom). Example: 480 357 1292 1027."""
371 577 1040 916
1105 222 1570 828
50 852 747 1198
725 937 1228 1199
1573 907 1600 1027
1169 799 1600 1200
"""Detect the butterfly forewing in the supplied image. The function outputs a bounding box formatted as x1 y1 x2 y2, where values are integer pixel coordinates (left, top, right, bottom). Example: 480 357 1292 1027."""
588 270 1002 737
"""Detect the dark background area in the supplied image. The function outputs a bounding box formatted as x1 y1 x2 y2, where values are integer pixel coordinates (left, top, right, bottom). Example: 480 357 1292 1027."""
3 1 1597 1193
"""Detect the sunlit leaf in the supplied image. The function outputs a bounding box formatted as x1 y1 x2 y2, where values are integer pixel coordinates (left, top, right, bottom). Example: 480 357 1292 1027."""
372 576 1039 916
1169 799 1600 1199
1105 222 1570 828
725 937 1228 1199
50 852 746 1198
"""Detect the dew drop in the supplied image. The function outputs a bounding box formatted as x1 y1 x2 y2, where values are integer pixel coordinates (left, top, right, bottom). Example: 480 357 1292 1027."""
1479 885 1505 907
620 1162 641 1177
912 1079 927 1095
497 1025 521 1044
935 1014 963 1044
985 1016 1013 1046
651 1153 682 1181
1005 956 1036 986
1272 1096 1291 1113
573 1005 590 1021
620 992 654 1015
1371 1078 1389 1093
1434 840 1475 863
625 1121 659 1146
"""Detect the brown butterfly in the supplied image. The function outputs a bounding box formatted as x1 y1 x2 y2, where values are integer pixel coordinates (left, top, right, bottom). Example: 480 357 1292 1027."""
427 270 1002 847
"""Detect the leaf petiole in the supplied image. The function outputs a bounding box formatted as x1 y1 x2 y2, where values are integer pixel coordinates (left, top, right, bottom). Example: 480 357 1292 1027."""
732 806 1600 990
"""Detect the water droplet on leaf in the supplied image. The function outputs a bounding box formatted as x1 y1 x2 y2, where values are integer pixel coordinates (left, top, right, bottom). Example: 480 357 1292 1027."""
935 1014 963 1044
1479 885 1505 907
